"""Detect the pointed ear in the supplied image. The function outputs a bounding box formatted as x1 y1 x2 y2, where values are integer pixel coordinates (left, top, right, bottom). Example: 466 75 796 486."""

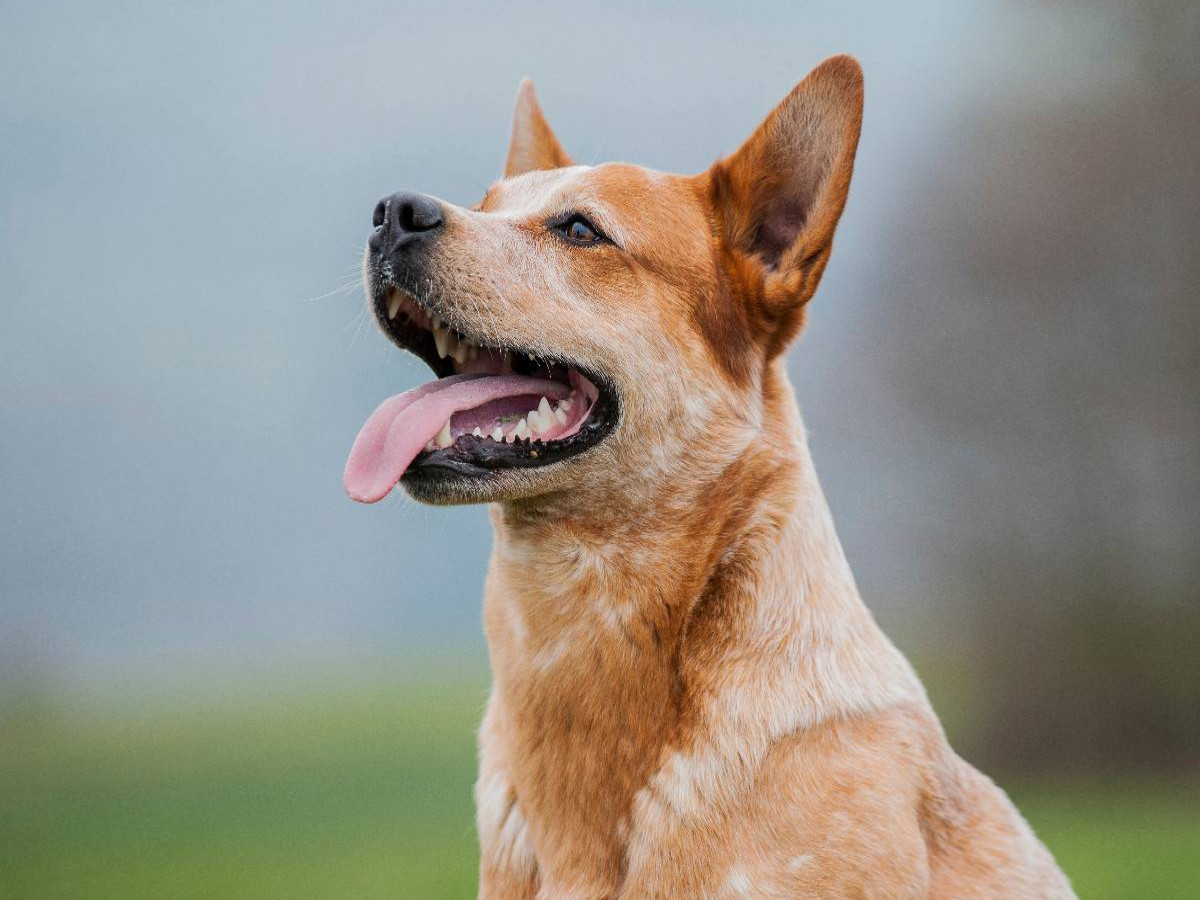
706 55 863 344
504 78 573 177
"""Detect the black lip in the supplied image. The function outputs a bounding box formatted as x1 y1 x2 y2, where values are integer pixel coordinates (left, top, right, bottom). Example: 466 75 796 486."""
367 278 620 481
370 281 456 378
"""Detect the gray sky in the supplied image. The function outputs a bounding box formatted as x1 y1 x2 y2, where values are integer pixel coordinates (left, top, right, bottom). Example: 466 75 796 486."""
1 1 1127 694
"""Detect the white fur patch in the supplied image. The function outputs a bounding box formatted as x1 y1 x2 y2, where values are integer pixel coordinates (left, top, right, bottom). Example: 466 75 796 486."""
787 853 814 871
725 866 754 895
475 769 536 878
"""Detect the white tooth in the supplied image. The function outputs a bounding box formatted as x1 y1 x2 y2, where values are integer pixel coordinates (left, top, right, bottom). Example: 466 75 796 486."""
433 326 448 358
387 291 402 319
528 410 547 434
554 408 567 425
513 418 529 440
435 419 452 448
472 427 483 437
538 397 552 420
504 429 516 444
491 426 505 441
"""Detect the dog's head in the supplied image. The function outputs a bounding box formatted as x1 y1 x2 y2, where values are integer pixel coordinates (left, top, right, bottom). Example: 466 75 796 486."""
345 56 863 506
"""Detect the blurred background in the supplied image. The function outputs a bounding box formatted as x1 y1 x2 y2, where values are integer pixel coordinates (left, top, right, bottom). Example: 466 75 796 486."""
2 0 1197 897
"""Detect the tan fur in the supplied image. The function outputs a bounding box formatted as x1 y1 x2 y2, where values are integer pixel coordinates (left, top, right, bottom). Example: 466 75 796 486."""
391 56 1075 898
505 78 574 178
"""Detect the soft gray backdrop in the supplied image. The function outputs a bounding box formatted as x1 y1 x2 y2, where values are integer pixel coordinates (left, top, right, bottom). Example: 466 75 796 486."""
3 0 1196 769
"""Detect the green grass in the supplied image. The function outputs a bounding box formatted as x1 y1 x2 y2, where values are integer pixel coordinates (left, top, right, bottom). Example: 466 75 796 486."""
2 676 1197 899
1011 782 1200 900
1 675 487 900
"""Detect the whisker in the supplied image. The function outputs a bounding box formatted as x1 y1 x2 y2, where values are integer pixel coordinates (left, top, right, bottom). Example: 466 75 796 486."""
345 306 371 352
301 280 363 304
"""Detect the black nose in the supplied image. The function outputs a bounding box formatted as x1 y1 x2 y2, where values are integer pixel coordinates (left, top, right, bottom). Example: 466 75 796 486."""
370 191 444 256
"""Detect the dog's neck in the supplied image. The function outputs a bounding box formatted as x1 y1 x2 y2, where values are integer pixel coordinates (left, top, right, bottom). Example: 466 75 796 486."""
478 361 924 874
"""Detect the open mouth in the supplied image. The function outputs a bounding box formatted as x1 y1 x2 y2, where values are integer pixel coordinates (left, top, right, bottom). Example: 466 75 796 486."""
344 285 618 503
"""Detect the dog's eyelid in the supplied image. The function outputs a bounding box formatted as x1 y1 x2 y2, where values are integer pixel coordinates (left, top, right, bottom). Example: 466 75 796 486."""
581 209 628 251
547 209 624 251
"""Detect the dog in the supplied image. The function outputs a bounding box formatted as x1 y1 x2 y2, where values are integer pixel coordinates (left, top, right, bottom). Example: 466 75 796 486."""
345 55 1076 899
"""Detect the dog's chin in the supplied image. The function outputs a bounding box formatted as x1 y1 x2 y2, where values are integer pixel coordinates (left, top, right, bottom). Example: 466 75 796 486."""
398 460 570 506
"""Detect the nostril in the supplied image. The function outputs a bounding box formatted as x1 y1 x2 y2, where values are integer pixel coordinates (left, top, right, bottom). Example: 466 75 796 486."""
372 200 386 229
397 200 418 233
395 193 443 233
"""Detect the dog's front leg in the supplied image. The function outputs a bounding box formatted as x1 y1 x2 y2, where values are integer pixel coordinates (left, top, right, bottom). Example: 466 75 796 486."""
475 764 538 898
476 697 539 899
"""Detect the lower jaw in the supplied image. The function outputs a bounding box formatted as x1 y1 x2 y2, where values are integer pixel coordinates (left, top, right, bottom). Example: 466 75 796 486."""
398 465 508 505
398 457 563 506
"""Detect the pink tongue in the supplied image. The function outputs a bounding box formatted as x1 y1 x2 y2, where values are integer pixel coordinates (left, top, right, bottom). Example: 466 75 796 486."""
344 374 571 503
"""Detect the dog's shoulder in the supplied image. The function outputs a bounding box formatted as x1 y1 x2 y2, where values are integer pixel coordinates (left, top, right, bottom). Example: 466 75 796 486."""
684 704 938 898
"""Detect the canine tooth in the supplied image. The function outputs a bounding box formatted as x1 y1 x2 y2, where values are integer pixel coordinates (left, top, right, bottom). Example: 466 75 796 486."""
472 427 483 437
387 291 402 319
491 426 505 441
432 327 447 358
435 419 452 448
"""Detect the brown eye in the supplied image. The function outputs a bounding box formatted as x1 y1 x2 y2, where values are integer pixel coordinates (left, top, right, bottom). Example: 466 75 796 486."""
554 214 605 246
568 219 597 242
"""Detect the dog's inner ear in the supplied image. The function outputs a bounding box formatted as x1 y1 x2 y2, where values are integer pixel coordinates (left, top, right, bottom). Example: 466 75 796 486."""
707 56 864 312
504 78 573 177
